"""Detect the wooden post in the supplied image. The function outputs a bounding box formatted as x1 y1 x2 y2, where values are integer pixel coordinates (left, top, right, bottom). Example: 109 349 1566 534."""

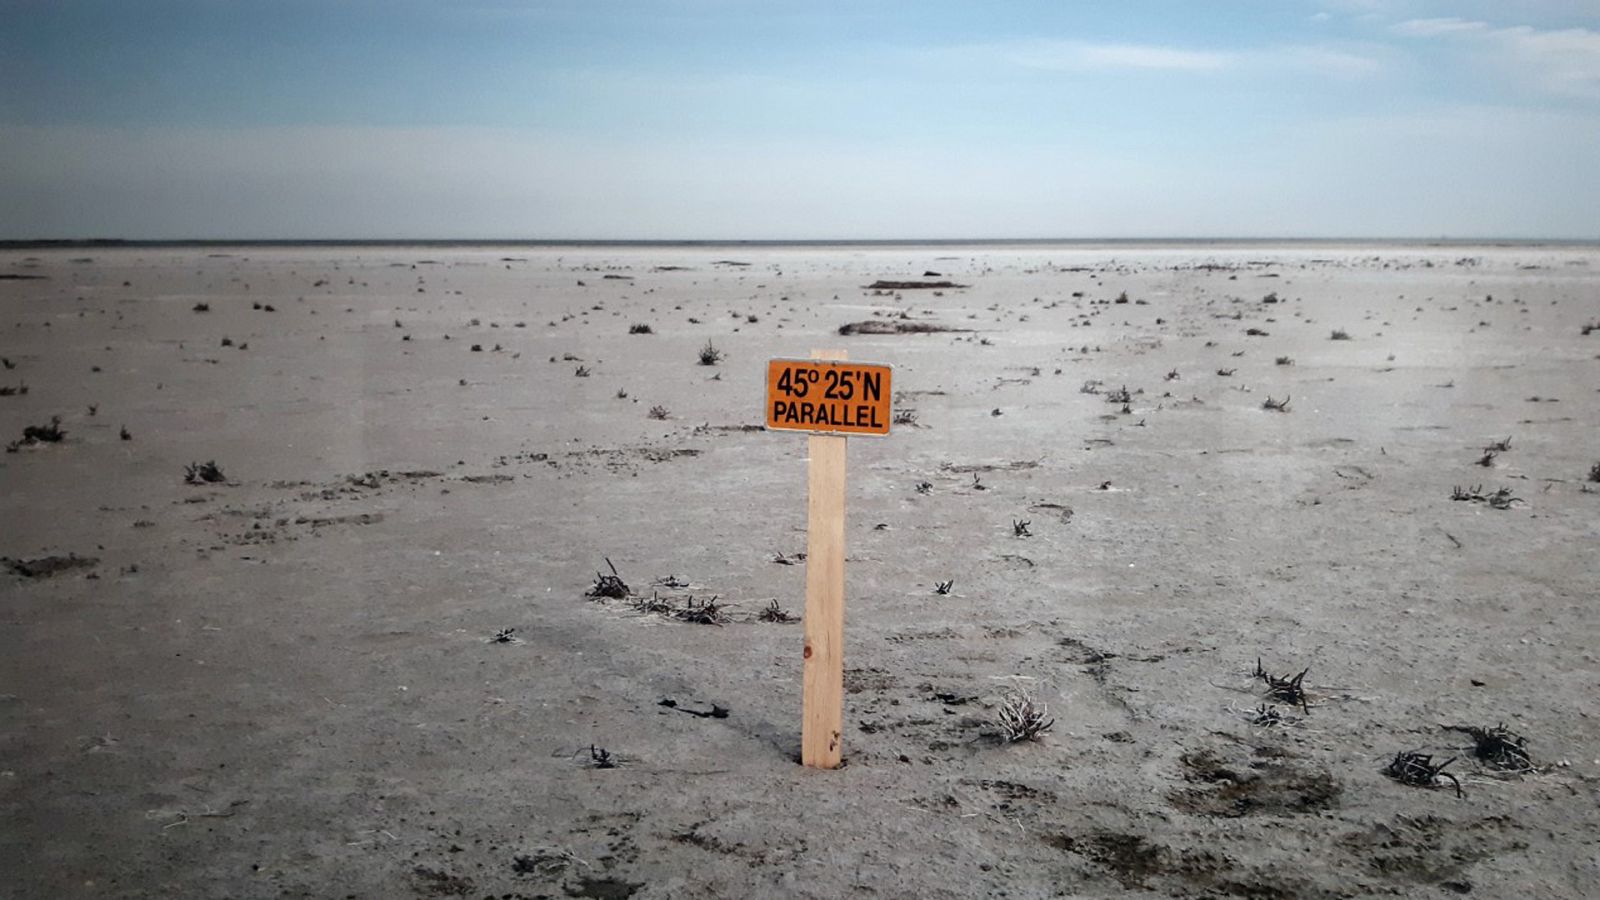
802 348 848 768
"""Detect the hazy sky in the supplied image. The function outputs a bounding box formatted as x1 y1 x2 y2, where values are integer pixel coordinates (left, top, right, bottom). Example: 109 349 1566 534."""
1 0 1597 239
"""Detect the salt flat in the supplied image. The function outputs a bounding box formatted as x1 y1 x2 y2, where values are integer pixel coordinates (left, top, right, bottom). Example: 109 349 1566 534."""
2 243 1598 898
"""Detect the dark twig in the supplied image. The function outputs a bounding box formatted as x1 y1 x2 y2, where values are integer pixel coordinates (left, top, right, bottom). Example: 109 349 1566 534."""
1384 751 1462 797
586 558 630 599
1254 658 1310 714
1443 723 1532 772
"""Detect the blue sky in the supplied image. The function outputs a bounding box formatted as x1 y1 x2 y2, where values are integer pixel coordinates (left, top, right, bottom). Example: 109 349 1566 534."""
1 0 1596 239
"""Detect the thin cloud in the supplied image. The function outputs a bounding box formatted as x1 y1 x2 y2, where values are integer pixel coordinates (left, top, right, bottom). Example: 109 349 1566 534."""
996 40 1232 72
940 39 1378 78
1394 18 1600 98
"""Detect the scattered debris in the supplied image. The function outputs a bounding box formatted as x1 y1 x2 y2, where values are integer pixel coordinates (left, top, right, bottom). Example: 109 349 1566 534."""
629 591 726 624
758 599 795 623
1246 704 1289 727
1012 519 1032 537
7 416 66 450
490 627 519 644
995 687 1054 743
1262 395 1291 412
915 481 932 494
586 559 632 600
1450 485 1522 509
659 698 729 718
1254 658 1310 713
1384 751 1462 798
1216 368 1236 377
184 461 226 485
1444 723 1533 772
589 745 616 769
1484 436 1513 453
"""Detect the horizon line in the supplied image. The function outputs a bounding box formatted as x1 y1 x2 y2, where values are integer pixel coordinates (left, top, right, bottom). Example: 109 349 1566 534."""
5 236 1600 249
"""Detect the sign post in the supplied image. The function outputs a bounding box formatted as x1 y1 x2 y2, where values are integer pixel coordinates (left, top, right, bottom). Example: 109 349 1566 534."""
765 351 892 768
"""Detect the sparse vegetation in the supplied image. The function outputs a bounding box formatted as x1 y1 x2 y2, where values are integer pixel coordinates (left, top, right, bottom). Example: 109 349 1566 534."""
1012 519 1032 537
1445 723 1532 772
697 340 724 366
934 580 953 595
995 687 1053 743
629 323 654 334
7 416 66 451
1588 462 1600 483
836 320 960 336
648 405 669 420
586 558 630 599
1329 329 1352 340
184 461 226 484
1216 368 1235 377
1262 395 1291 412
758 599 795 623
1275 356 1294 366
574 365 590 377
893 409 918 426
1254 658 1309 714
1384 751 1462 797
192 302 210 312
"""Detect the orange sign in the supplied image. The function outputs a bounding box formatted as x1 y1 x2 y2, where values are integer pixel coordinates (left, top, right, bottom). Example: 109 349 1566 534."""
766 358 893 436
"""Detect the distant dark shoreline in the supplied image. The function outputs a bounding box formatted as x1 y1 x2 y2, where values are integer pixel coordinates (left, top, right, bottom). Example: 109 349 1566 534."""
3 237 1597 250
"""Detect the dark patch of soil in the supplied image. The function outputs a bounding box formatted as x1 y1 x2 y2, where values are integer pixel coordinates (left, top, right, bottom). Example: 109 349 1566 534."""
411 865 475 896
837 320 964 335
1337 814 1522 885
1044 831 1166 889
564 876 644 899
5 554 98 578
1172 748 1341 817
862 280 968 290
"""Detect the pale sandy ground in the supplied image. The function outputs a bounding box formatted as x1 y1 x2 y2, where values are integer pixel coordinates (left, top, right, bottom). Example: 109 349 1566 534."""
2 243 1598 899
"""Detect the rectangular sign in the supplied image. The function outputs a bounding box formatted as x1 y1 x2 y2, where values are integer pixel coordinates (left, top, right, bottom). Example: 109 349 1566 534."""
765 358 893 437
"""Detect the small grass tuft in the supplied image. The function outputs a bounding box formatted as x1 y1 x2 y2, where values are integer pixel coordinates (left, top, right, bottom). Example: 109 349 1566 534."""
995 687 1054 743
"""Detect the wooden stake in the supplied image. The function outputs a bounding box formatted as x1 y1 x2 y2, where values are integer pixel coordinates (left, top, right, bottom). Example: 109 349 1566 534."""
802 348 848 768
